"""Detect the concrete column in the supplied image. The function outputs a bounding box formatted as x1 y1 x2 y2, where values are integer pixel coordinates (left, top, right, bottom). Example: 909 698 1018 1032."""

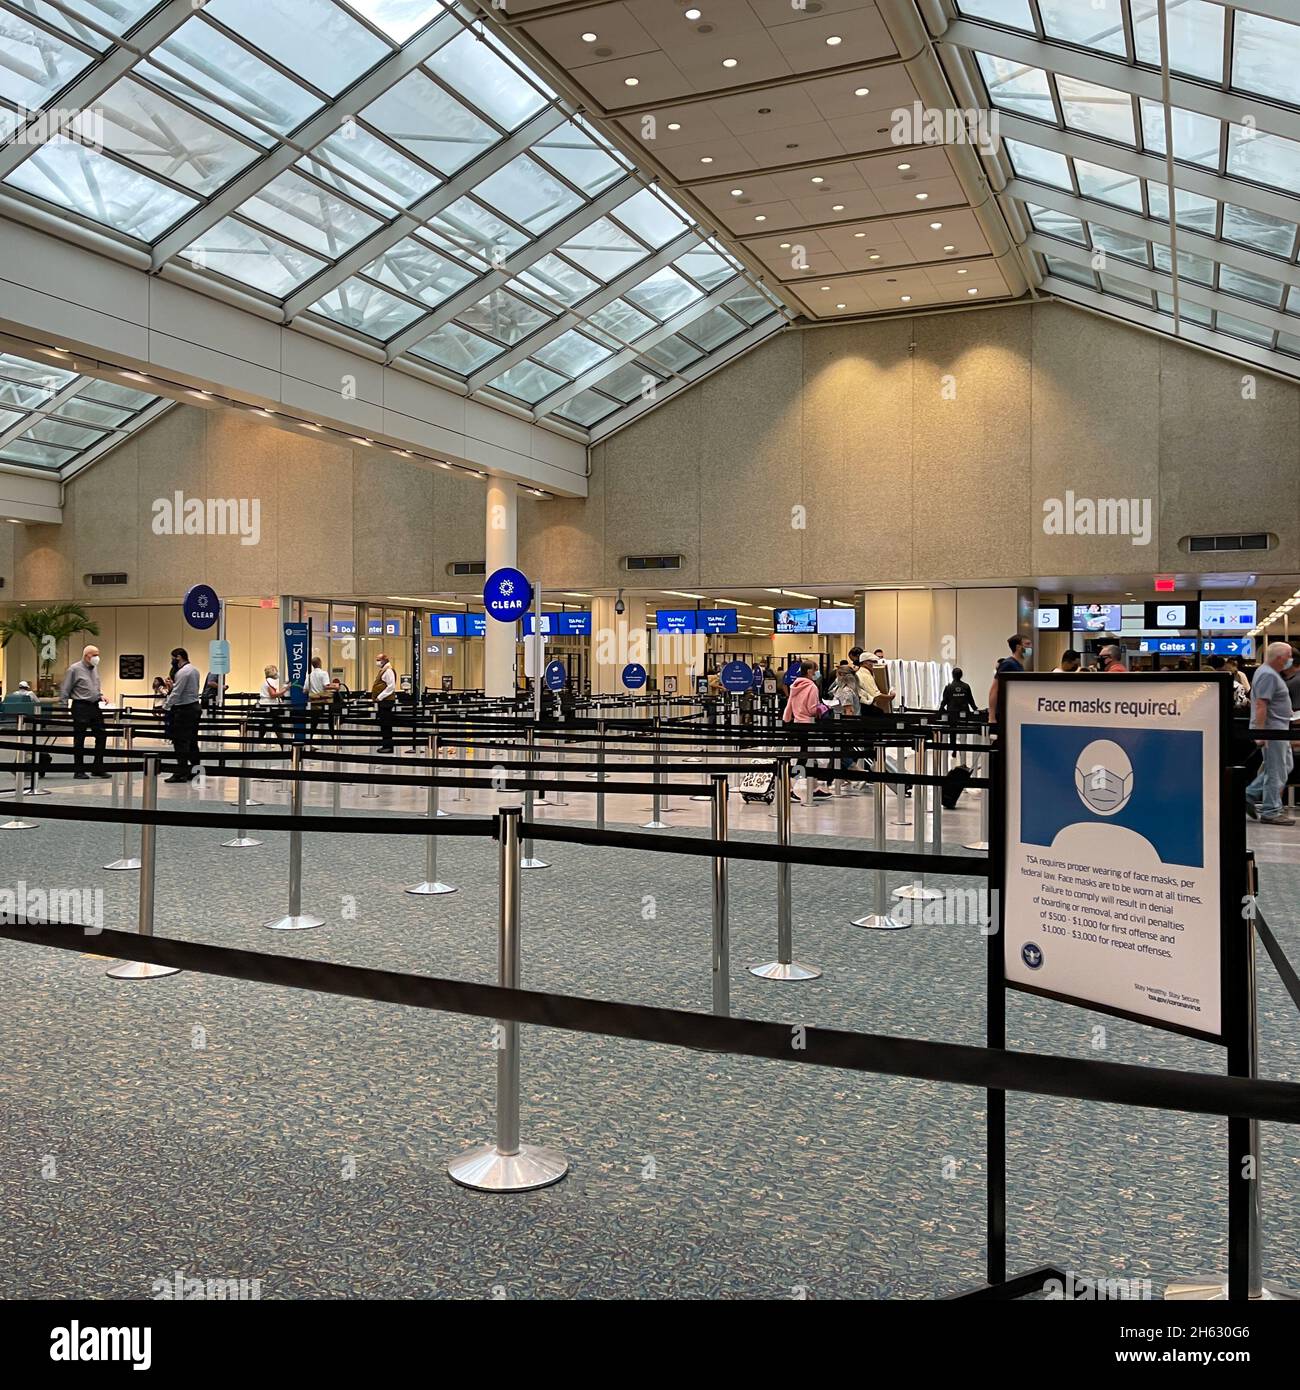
484 481 518 698
591 594 648 694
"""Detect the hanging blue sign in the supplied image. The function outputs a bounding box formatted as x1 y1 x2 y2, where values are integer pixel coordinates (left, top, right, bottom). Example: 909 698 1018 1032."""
1138 637 1198 656
283 622 310 697
622 662 647 690
1201 637 1253 658
483 567 533 622
544 659 566 692
719 660 755 693
182 583 220 630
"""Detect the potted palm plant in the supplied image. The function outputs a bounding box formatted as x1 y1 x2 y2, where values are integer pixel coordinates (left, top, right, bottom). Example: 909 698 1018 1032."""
0 603 100 697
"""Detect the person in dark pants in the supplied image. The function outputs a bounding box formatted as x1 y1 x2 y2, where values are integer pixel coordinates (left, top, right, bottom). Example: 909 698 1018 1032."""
162 647 202 783
59 645 110 780
372 653 397 752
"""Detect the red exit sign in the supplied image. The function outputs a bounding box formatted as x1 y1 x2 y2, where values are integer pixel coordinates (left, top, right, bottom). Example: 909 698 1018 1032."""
1154 577 1176 592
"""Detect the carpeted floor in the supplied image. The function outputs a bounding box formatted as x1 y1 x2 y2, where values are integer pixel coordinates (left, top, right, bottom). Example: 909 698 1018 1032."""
0 788 1296 1299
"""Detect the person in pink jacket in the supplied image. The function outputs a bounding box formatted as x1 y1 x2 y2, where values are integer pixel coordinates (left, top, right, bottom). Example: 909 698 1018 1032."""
782 661 832 800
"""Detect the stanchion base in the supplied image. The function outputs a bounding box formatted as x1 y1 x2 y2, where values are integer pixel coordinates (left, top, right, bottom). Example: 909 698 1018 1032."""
689 794 712 802
447 1143 568 1192
0 786 50 797
749 960 822 981
106 960 180 980
102 857 142 870
520 857 550 870
227 799 264 807
265 913 325 931
851 913 909 931
1165 1279 1300 1301
642 819 669 829
221 836 262 848
0 819 37 830
893 885 944 902
436 808 450 818
405 880 458 895
964 840 989 852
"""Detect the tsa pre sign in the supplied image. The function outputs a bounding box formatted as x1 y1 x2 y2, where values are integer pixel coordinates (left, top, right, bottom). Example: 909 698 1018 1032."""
1000 674 1225 1039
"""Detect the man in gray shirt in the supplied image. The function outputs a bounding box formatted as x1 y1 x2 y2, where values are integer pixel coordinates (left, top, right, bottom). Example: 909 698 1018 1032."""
1245 640 1296 825
59 644 110 780
161 646 202 784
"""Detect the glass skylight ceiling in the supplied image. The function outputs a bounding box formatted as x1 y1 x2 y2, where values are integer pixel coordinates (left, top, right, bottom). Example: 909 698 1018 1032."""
0 1 786 442
955 0 1300 373
0 354 162 474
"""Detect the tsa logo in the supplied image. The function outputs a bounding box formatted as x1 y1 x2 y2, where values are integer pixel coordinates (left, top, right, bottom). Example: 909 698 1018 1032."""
1074 739 1133 816
1021 942 1044 970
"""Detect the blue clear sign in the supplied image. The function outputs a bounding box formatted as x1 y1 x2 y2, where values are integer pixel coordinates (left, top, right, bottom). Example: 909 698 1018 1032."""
208 639 231 676
1201 637 1254 658
719 660 755 693
544 660 566 692
622 662 647 690
483 566 533 622
182 583 220 631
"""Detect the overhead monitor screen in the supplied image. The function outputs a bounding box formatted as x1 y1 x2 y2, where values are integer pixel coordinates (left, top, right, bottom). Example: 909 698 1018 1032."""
1035 606 1062 630
1073 603 1122 633
774 608 818 634
816 608 855 634
1200 600 1256 631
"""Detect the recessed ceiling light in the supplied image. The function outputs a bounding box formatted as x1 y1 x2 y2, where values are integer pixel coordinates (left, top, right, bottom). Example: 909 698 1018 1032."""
854 231 866 238
832 203 844 211
820 284 830 290
624 76 639 86
699 156 713 163
967 287 979 295
896 162 911 171
929 221 942 230
900 295 911 302
581 32 597 42
754 214 766 221
826 35 842 45
868 253 880 260
722 57 737 67
667 122 681 131
685 5 701 16
836 303 846 309
854 87 870 96
730 187 743 195
957 268 968 274
943 244 955 251
811 176 824 184
779 241 791 248
915 192 928 200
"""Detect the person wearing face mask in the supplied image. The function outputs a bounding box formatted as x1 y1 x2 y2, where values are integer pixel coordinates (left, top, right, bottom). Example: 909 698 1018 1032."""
161 646 202 783
59 644 109 780
782 655 832 801
372 652 398 753
1245 641 1298 826
987 635 1030 725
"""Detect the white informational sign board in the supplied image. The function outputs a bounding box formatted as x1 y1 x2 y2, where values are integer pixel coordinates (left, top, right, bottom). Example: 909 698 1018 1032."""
1001 675 1223 1038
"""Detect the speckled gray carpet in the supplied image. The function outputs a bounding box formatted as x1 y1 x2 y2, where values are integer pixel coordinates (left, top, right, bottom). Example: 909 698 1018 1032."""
0 787 1296 1299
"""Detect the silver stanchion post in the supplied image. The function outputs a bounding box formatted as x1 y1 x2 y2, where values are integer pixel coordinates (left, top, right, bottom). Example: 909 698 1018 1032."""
361 756 380 799
405 765 457 896
595 720 606 831
222 738 262 849
105 727 143 867
1 714 37 830
895 735 942 904
642 717 667 828
431 732 449 817
229 718 263 806
965 742 990 852
447 805 568 1192
265 745 324 931
107 755 180 979
711 774 730 1015
521 725 548 869
750 758 821 980
891 740 912 825
852 771 906 930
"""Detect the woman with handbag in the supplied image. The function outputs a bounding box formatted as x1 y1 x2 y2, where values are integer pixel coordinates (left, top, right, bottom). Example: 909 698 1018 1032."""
782 658 832 801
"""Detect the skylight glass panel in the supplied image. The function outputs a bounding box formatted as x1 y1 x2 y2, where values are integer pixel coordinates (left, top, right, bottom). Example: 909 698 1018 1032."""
1097 274 1150 305
1037 0 1126 57
13 0 112 51
612 188 686 248
1231 13 1300 109
0 407 23 432
587 298 656 343
1043 254 1095 287
1156 292 1211 327
679 307 745 352
1138 101 1219 170
25 418 103 450
1221 203 1297 259
238 171 381 258
1074 159 1142 210
1131 1 1223 83
516 254 598 307
84 79 262 196
362 72 498 176
1005 139 1071 189
532 330 610 379
957 0 1033 27
1088 223 1148 265
424 28 547 130
0 11 94 108
556 390 620 427
0 108 18 142
144 19 323 140
54 398 134 428
409 321 502 373
299 128 439 213
533 122 623 196
488 361 567 403
1215 311 1273 347
1217 265 1286 309
203 0 388 98
180 217 327 295
1288 286 1300 316
642 335 703 373
61 0 167 37
1278 331 1300 357
365 237 475 306
675 245 732 289
558 218 647 280
1056 76 1135 145
1151 244 1213 285
1227 125 1300 196
343 0 447 43
78 381 154 410
599 362 664 402
724 286 779 324
1026 203 1086 243
431 197 526 263
976 53 1053 120
460 288 553 345
0 440 76 467
6 138 198 240
623 268 702 319
472 154 582 235
1146 182 1216 233
310 278 425 337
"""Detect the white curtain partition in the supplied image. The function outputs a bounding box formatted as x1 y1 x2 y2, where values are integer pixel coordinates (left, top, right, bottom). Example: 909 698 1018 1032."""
885 660 953 711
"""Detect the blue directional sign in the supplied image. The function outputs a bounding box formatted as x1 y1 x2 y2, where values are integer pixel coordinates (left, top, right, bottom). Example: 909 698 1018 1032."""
1201 637 1254 658
719 660 755 693
621 662 647 690
544 659 566 692
483 567 533 622
1138 637 1198 656
182 582 220 630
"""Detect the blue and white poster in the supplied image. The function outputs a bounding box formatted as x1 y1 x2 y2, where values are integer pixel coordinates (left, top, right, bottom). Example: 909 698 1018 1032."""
719 660 755 693
544 660 566 692
622 662 647 690
1002 676 1223 1037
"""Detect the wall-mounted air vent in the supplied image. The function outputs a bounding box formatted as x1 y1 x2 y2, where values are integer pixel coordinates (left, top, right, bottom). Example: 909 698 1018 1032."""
85 572 129 586
447 561 486 576
622 554 683 571
1183 534 1273 554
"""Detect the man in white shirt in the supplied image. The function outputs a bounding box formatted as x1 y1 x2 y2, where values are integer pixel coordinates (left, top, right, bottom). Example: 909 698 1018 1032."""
305 656 336 743
372 653 397 752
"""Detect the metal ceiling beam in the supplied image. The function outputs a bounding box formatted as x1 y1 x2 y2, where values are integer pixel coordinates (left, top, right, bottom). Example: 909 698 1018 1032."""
148 9 464 270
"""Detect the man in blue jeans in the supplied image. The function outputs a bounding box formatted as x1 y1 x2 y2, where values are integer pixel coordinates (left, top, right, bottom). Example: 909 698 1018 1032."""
1245 641 1297 826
